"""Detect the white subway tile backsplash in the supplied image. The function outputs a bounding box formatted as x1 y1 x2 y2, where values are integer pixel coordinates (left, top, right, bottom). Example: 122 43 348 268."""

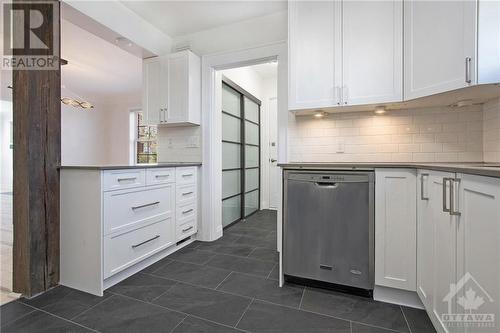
289 105 484 163
483 98 500 162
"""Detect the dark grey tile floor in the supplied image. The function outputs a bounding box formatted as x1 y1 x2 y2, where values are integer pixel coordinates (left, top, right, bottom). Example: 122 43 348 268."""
0 210 436 333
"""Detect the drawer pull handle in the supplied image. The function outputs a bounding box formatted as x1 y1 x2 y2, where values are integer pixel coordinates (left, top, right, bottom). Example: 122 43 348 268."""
131 235 160 249
182 226 194 232
182 208 194 214
132 201 160 210
182 191 193 196
155 174 170 179
117 177 137 182
182 174 193 177
350 270 362 275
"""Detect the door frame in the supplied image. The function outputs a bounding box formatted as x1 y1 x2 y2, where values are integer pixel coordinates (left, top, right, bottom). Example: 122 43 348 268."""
199 42 287 246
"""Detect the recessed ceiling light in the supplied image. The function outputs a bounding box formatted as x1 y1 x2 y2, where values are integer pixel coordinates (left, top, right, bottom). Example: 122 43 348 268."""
449 99 476 108
374 106 387 115
115 37 133 48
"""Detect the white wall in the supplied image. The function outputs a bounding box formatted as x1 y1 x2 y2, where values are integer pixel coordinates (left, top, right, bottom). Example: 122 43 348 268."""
0 100 13 192
221 65 277 209
483 98 500 163
173 11 287 56
61 99 140 166
288 106 484 163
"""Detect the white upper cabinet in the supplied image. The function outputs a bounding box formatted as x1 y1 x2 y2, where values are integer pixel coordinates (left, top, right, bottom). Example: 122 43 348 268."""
375 169 416 291
288 0 402 110
342 0 403 106
143 57 167 126
288 0 342 110
166 51 201 126
142 50 201 126
404 0 476 100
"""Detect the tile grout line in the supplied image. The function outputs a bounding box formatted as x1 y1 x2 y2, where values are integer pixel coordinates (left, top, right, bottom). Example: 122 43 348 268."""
149 281 180 303
234 298 254 329
18 302 100 333
214 271 233 290
266 264 276 279
298 286 306 309
69 293 116 321
1 302 37 327
168 315 187 333
350 320 353 333
400 305 413 333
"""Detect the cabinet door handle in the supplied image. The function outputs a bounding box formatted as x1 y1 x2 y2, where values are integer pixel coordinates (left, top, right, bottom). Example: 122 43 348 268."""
131 235 160 248
182 226 194 233
117 177 137 182
343 86 348 105
335 86 341 105
132 201 160 210
155 174 170 179
159 108 163 123
450 178 461 216
182 173 193 177
182 208 194 214
420 174 429 200
442 178 451 213
465 57 472 84
182 191 193 196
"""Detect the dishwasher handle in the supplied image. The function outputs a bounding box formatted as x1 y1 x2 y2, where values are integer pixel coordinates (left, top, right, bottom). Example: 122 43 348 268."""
315 182 338 188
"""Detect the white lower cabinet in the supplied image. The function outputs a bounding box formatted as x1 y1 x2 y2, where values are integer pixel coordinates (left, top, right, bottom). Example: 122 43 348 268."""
417 170 500 333
60 166 199 296
375 169 417 291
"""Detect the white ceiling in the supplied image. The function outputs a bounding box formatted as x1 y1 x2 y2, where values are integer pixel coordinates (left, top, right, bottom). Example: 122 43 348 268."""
61 19 142 104
251 61 278 80
120 0 287 37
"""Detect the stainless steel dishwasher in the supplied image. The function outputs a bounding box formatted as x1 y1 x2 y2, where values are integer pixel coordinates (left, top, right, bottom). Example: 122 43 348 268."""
283 170 375 293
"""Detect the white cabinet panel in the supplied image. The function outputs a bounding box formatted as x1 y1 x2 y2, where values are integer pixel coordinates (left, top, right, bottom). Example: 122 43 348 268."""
288 0 341 110
375 169 416 291
143 57 167 125
416 171 434 310
456 174 500 333
103 219 175 279
146 167 175 185
103 184 174 235
342 0 403 106
102 169 145 192
176 166 197 185
404 0 476 100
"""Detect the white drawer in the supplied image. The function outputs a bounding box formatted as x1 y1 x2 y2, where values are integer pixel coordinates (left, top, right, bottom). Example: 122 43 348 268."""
176 201 197 224
176 219 197 241
176 167 197 185
104 219 175 279
146 168 175 185
103 184 174 235
176 184 197 206
103 169 145 192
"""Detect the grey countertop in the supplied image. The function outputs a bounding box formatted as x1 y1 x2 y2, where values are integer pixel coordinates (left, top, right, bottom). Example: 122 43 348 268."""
279 162 500 178
59 162 202 170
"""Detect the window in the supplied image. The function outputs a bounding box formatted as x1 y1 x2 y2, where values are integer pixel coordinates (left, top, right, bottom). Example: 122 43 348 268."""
135 112 157 164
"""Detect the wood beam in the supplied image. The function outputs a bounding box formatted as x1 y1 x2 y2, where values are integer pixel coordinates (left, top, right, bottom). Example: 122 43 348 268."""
12 0 61 297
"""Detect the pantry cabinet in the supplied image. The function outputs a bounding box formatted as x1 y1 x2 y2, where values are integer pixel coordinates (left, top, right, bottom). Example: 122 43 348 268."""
288 0 403 110
404 1 476 100
374 169 416 291
142 50 201 126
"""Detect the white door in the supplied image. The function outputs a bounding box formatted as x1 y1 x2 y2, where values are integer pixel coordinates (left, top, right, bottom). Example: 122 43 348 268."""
288 0 342 110
342 0 403 106
429 171 459 333
456 174 500 333
417 170 435 310
374 169 416 291
404 0 476 100
167 52 188 123
268 97 279 210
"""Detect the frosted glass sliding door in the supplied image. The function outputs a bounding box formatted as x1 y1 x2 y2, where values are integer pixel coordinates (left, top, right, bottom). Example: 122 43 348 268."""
221 79 261 227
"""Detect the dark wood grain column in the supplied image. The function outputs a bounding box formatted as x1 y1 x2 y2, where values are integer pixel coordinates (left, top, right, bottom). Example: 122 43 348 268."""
11 0 61 297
